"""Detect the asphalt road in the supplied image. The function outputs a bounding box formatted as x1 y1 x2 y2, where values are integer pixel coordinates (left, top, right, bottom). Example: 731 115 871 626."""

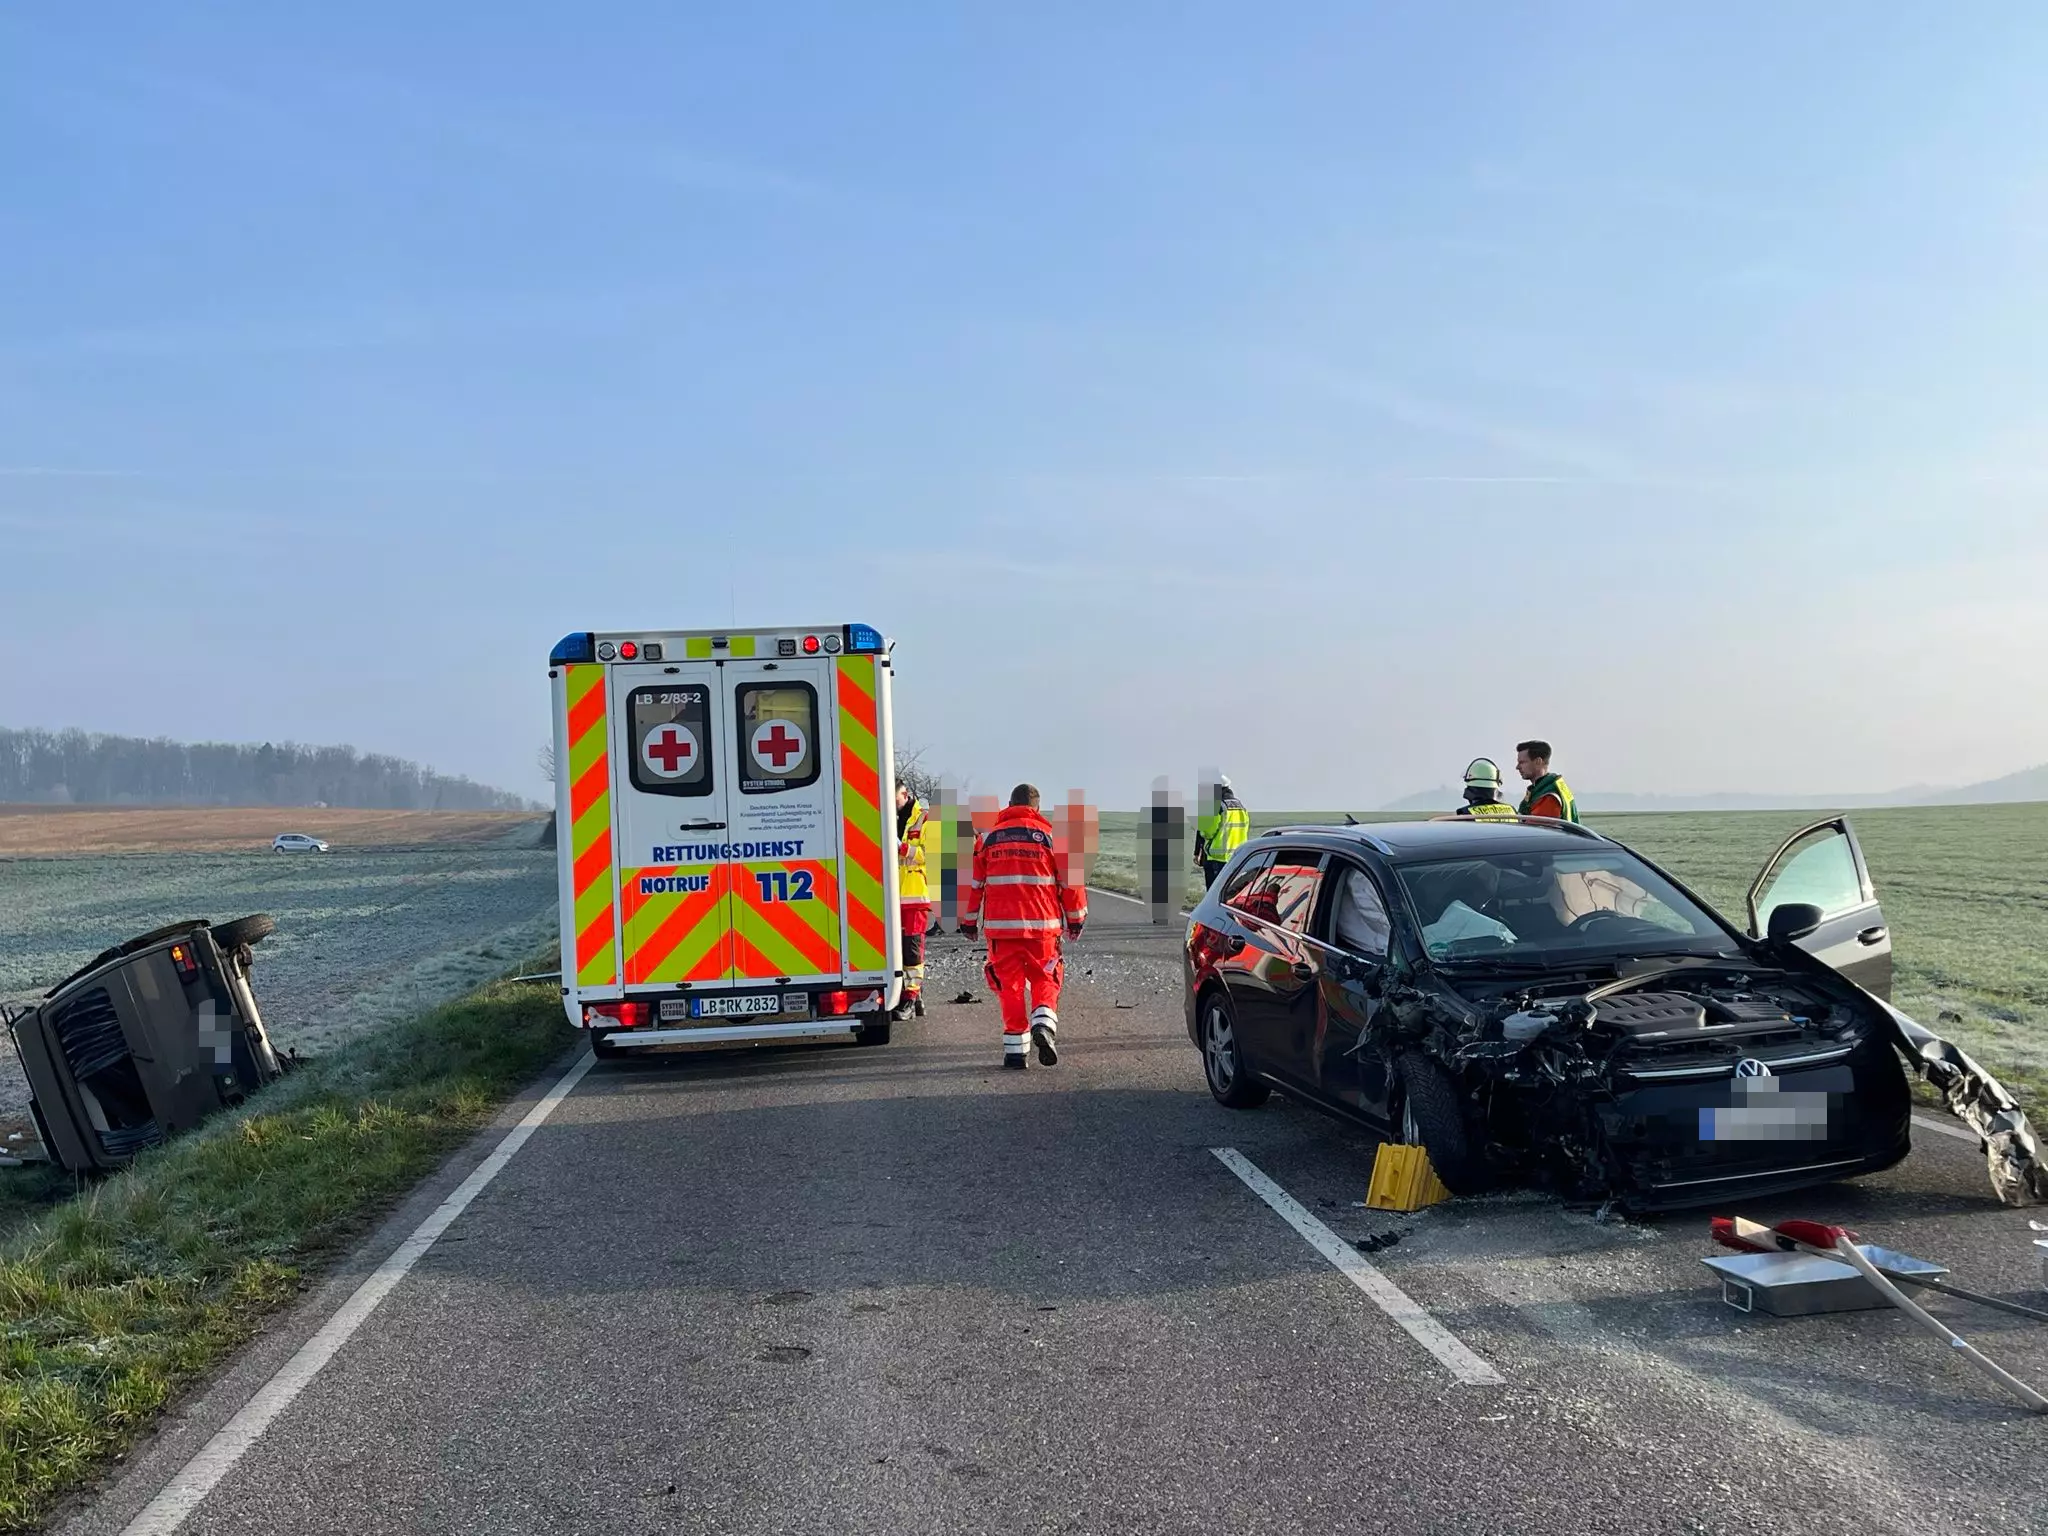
67 893 2048 1536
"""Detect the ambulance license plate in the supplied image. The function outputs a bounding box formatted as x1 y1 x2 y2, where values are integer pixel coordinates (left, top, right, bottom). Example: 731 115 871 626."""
684 992 803 1020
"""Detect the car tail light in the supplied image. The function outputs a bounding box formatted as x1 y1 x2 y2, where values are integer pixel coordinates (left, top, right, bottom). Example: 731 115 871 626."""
584 1001 651 1030
168 942 201 982
816 989 882 1016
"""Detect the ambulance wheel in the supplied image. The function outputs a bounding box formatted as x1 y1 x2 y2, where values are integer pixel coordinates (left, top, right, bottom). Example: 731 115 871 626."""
590 1031 625 1060
212 914 276 950
854 1021 892 1047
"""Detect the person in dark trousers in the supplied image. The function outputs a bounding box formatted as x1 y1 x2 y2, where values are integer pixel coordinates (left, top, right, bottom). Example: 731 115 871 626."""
1514 741 1580 822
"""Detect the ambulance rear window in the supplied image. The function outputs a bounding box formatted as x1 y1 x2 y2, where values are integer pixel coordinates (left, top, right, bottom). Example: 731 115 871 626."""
629 686 714 798
736 683 820 794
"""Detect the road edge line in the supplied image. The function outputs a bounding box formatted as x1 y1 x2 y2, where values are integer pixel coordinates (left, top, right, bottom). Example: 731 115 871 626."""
120 1051 598 1536
1911 1113 1980 1144
1210 1147 1505 1387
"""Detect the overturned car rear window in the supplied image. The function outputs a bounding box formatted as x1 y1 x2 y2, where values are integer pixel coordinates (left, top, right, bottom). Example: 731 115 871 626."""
1394 848 1727 962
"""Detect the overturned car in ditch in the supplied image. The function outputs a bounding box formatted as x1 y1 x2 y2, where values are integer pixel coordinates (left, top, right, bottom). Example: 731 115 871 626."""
1184 818 2045 1213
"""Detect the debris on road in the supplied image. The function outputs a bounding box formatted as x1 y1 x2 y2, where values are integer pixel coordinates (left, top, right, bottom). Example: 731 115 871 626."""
950 990 979 1005
1353 1230 1403 1254
1706 1214 2048 1413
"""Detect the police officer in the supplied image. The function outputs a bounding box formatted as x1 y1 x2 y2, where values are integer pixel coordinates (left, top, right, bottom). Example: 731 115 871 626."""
1454 758 1516 819
1515 740 1581 823
1194 775 1251 889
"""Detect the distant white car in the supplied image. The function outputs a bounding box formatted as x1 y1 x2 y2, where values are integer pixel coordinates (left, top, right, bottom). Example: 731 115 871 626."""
272 833 330 854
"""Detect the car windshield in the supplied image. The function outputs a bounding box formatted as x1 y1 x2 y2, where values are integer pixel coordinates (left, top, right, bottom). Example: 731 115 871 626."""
1393 848 1733 964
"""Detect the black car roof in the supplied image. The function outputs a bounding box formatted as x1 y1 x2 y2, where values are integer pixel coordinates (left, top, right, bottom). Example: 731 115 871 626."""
1250 817 1611 863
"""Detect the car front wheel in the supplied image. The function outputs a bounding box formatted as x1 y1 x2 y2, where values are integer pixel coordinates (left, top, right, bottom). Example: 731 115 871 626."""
1398 1055 1490 1195
1201 991 1269 1109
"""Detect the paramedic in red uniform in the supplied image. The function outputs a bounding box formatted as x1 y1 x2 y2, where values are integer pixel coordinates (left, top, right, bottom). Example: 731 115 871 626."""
958 783 1087 1069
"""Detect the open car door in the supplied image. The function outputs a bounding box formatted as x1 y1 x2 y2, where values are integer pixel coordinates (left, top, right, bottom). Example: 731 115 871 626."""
1746 817 1892 1000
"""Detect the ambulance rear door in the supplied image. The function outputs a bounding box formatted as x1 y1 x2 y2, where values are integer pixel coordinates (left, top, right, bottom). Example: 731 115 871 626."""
613 662 734 989
724 657 845 985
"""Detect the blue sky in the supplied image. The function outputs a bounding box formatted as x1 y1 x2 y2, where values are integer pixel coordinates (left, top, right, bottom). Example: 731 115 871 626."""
4 4 2046 808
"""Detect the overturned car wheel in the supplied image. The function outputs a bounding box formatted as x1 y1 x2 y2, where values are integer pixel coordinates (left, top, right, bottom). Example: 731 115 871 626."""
1202 992 1270 1109
1398 1055 1490 1195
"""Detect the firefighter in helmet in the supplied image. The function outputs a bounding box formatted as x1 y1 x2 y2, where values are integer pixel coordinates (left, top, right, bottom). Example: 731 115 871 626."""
1455 758 1516 819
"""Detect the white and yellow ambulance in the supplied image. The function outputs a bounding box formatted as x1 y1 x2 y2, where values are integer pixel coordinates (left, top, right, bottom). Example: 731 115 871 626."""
547 623 901 1055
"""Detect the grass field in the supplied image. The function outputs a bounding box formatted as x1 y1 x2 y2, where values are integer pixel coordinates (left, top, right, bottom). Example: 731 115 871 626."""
0 806 543 857
0 846 559 1122
1089 802 2048 1085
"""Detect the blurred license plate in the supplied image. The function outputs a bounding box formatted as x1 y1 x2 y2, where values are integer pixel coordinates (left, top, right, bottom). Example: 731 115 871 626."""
680 993 803 1020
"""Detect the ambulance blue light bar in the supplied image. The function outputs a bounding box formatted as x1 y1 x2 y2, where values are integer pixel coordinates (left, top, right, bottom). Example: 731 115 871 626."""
550 632 596 664
845 623 883 654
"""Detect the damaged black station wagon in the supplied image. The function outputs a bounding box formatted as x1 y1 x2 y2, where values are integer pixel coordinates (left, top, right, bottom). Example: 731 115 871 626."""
1185 818 2046 1213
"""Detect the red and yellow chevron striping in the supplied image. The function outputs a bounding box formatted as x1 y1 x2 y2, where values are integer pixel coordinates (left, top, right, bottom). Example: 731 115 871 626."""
836 657 888 972
564 665 618 988
623 864 733 985
732 860 843 979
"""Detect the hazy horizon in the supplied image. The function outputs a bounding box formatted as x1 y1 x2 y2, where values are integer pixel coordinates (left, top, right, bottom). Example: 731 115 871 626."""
7 6 2048 809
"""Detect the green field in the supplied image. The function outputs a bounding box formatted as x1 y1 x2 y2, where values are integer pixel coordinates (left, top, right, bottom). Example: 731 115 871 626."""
1089 802 2048 1086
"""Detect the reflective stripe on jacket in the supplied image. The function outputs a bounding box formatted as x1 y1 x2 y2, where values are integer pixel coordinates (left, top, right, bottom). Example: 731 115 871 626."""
1460 800 1517 820
962 805 1088 931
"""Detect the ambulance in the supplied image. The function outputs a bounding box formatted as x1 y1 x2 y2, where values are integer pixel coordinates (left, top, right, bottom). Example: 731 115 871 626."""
547 623 901 1056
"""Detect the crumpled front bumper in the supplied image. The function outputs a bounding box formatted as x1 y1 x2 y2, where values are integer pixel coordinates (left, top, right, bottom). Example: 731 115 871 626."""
1877 997 2047 1207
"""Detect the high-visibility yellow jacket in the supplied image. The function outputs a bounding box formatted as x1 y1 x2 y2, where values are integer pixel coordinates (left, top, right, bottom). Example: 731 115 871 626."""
1460 800 1517 820
898 797 936 908
1197 793 1251 863
1517 774 1580 824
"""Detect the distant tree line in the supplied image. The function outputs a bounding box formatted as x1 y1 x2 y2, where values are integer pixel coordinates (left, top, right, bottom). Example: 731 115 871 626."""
0 728 535 811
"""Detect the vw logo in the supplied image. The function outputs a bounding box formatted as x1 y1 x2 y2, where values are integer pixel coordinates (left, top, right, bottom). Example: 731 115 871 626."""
1733 1057 1773 1079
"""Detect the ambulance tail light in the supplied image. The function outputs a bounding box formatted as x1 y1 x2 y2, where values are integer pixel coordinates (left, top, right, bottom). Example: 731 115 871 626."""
816 989 884 1016
584 1001 651 1031
550 632 596 665
802 635 821 654
845 624 883 654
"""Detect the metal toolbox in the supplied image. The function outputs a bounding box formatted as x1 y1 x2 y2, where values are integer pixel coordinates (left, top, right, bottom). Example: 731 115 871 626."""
1704 1245 1948 1316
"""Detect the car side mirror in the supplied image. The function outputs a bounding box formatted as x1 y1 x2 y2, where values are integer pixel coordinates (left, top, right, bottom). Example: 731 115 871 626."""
1766 902 1824 946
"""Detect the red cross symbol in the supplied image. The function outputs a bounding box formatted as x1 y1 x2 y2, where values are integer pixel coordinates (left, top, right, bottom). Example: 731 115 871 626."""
646 727 695 774
755 723 804 770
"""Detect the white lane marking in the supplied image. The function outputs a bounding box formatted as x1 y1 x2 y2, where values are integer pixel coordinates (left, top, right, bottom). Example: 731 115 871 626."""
1085 886 1193 916
1912 1113 1980 1144
1087 886 1146 906
1210 1147 1505 1387
123 1052 597 1536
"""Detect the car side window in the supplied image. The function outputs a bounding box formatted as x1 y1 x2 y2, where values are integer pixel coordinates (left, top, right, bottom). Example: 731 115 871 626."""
1219 850 1275 912
1326 863 1392 958
1755 826 1865 923
1229 849 1323 934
